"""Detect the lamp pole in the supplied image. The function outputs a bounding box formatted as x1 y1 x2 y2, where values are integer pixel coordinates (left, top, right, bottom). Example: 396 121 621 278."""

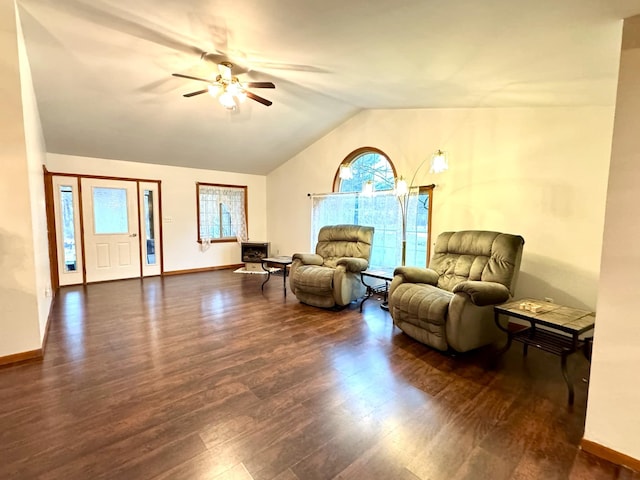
395 149 447 266
397 192 409 266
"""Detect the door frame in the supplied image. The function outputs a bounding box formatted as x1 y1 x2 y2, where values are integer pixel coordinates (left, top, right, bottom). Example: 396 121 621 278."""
44 167 164 288
81 177 141 283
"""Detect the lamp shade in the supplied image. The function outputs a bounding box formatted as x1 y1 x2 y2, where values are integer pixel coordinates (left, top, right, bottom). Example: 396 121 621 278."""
395 177 408 196
218 91 237 110
207 84 222 97
429 150 448 173
362 180 374 196
339 165 353 180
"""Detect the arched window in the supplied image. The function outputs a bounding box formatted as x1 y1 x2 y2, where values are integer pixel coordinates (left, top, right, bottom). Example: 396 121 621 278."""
310 147 433 268
333 147 397 193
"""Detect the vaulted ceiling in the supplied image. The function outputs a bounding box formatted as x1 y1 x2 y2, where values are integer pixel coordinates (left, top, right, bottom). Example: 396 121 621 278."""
16 0 640 174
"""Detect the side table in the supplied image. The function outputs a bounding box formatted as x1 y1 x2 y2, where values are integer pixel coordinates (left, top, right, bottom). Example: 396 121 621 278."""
360 268 395 312
494 298 595 405
260 256 293 296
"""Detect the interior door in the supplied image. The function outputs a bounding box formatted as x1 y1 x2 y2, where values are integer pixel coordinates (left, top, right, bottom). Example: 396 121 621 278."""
82 178 141 282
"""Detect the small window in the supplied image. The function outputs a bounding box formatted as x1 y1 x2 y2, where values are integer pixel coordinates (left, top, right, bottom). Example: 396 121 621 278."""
197 183 248 243
59 185 78 272
143 190 156 265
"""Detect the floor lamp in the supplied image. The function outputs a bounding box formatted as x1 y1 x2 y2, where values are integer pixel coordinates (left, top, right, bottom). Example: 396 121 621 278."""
395 150 448 266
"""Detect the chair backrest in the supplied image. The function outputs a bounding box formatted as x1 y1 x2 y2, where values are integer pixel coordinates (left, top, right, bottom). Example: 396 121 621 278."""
429 230 524 294
315 225 374 267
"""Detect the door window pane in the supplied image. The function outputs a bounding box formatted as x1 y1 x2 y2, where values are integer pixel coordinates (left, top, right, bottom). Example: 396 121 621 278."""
143 190 156 265
93 187 128 234
59 185 77 272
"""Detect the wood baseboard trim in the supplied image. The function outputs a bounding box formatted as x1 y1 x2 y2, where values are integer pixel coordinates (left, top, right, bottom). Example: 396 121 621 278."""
41 290 56 355
581 438 640 472
163 264 244 276
0 289 57 368
0 348 43 367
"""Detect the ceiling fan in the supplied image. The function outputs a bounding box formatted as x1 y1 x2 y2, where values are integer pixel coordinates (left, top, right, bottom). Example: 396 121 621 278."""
172 62 275 110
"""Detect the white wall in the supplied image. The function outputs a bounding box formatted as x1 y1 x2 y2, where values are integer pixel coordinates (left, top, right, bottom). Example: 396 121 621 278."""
17 6 51 341
267 106 614 310
0 0 43 356
47 154 268 273
584 15 640 462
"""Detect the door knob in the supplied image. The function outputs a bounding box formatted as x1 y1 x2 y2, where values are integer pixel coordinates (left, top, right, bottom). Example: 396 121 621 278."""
130 233 137 237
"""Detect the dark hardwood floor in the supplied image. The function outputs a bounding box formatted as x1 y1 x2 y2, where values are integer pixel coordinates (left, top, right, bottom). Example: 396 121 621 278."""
0 270 636 479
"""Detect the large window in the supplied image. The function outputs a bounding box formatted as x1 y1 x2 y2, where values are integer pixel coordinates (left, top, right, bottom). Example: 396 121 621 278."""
312 148 432 268
197 183 248 243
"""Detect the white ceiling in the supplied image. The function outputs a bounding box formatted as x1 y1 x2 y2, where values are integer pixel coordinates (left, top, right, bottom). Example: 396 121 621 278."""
16 0 640 174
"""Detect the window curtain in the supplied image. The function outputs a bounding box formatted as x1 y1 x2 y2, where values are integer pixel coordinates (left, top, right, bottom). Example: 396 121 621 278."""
310 191 428 268
199 186 219 242
220 187 247 242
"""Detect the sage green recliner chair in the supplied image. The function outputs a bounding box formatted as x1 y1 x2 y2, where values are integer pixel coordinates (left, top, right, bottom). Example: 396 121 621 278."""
388 230 524 352
290 225 374 308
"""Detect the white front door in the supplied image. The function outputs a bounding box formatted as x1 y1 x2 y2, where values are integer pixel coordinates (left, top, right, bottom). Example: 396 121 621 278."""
82 178 141 283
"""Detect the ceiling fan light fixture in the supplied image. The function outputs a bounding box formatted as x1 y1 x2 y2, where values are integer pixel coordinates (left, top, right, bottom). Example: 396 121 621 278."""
218 62 233 81
173 61 274 108
207 84 222 97
218 91 237 110
227 79 241 94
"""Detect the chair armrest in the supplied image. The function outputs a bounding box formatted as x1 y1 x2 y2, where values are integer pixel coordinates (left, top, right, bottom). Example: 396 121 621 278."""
292 253 324 266
392 266 439 285
452 281 510 306
336 257 369 272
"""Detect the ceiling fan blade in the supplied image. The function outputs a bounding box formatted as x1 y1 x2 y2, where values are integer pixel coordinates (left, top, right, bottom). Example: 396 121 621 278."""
245 82 275 89
58 1 204 57
246 91 273 107
183 89 208 97
172 73 211 83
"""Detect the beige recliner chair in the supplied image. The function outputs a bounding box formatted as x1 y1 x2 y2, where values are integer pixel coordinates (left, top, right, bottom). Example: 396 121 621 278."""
290 225 374 308
388 230 524 352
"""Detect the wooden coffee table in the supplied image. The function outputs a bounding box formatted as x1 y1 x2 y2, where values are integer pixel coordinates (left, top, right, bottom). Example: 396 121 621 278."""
494 298 595 405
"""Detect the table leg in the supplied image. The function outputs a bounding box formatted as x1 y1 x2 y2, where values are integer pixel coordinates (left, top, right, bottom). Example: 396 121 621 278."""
359 288 373 312
359 273 374 312
283 265 287 297
261 262 271 291
561 351 575 405
493 311 513 358
380 280 389 311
